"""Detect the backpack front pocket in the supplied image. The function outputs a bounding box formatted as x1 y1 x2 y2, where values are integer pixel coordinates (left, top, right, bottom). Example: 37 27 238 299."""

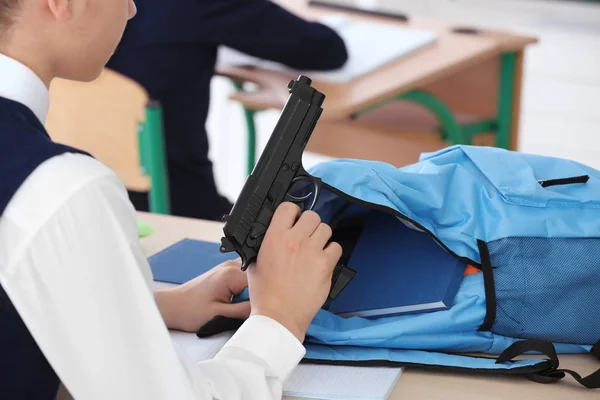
460 146 600 209
482 236 600 345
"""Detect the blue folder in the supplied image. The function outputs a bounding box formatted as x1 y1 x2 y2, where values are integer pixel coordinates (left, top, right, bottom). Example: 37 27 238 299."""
327 211 466 318
148 239 238 284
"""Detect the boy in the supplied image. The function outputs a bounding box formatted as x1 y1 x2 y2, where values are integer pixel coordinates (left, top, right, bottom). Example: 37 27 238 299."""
0 0 342 399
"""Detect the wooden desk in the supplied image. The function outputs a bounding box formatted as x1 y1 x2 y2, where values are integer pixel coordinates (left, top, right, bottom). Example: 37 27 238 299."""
217 0 537 169
307 108 497 167
138 212 599 400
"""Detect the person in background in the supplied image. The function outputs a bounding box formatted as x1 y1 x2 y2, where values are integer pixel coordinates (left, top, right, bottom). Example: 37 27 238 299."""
0 0 343 398
107 0 348 221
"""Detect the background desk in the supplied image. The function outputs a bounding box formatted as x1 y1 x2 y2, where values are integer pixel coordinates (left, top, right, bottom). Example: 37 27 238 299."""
216 0 537 170
138 212 599 400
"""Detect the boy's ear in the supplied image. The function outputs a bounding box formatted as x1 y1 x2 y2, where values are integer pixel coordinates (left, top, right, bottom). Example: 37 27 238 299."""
46 0 74 21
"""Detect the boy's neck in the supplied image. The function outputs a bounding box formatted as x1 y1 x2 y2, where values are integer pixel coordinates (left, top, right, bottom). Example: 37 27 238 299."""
1 40 53 88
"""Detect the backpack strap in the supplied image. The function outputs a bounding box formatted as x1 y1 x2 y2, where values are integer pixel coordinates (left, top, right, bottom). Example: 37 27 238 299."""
476 240 496 331
497 339 600 389
592 340 600 359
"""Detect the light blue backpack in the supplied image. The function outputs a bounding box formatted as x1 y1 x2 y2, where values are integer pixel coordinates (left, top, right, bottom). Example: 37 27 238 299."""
289 145 600 389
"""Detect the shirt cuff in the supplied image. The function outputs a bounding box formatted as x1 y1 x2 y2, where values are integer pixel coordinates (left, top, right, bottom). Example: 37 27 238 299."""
218 315 306 382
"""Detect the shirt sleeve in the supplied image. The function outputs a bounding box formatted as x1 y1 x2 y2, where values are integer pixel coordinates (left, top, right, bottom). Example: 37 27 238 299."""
199 0 348 70
0 171 305 399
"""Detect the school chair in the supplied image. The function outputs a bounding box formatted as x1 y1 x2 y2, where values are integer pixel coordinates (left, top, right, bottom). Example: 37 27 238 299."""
45 68 170 215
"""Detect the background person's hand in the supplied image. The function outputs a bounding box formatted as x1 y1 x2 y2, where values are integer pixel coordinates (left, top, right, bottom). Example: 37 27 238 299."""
248 202 343 342
154 259 250 332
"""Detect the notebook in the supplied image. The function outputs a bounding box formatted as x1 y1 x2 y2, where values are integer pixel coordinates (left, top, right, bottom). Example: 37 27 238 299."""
327 211 466 318
148 239 238 284
155 240 403 399
170 329 402 400
284 364 401 400
216 14 438 83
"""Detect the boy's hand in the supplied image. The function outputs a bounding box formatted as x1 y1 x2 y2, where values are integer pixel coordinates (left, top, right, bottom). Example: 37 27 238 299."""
154 259 250 332
249 202 343 342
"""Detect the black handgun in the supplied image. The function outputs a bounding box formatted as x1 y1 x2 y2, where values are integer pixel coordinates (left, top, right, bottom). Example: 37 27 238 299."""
219 75 325 270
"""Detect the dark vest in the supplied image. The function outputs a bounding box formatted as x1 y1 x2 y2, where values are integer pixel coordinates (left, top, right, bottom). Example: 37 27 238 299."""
0 96 89 399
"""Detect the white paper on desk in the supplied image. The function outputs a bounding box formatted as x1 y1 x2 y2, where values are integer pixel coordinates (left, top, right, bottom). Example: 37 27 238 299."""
284 364 402 400
170 331 402 400
216 15 438 83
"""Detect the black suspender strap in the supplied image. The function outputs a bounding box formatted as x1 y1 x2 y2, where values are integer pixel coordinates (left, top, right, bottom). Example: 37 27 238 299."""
591 340 600 360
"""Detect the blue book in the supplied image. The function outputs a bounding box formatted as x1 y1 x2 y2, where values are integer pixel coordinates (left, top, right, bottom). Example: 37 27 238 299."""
327 211 466 318
149 239 238 284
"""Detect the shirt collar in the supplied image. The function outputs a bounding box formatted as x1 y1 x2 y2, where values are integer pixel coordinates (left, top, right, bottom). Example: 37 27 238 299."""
0 53 49 124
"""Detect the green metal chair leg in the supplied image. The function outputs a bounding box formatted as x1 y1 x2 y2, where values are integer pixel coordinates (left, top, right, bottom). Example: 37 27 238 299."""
231 81 258 175
399 91 470 145
353 90 469 145
243 107 257 175
139 101 170 214
461 120 497 139
232 81 473 164
496 52 517 149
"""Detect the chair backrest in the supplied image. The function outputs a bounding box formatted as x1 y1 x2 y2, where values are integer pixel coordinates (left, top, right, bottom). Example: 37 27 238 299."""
45 69 150 192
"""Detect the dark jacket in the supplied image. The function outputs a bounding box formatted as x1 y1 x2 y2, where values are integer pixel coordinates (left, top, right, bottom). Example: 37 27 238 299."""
107 0 347 220
118 0 348 70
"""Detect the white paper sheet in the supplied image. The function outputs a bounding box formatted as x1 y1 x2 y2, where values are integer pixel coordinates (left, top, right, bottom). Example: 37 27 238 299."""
216 14 438 83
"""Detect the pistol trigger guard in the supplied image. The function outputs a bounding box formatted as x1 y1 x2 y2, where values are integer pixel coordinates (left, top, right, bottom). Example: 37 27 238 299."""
286 175 322 211
287 192 313 203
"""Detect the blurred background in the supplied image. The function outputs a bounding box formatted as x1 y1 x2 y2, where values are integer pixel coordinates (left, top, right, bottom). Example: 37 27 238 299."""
46 0 600 217
206 0 600 203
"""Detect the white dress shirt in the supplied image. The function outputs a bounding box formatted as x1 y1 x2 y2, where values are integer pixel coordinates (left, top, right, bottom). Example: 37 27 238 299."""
0 53 305 399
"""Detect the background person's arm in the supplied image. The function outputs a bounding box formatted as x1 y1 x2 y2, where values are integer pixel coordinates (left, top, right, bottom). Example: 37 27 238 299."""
200 0 348 70
0 161 303 400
